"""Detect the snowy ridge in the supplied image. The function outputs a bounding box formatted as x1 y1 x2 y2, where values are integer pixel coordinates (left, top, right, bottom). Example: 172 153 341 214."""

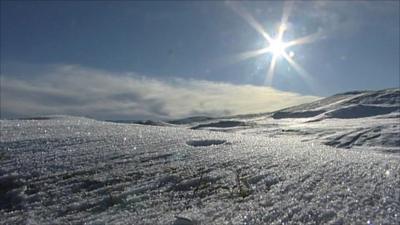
271 88 399 120
188 88 400 153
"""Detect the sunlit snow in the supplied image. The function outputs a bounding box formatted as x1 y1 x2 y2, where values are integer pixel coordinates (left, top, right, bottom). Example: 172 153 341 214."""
0 88 399 224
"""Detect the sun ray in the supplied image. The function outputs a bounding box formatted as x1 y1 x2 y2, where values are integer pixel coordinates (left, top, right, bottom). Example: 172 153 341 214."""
277 1 293 40
227 2 273 43
282 52 317 90
225 1 321 88
232 47 271 63
285 31 323 48
216 47 272 67
265 56 277 86
282 52 309 79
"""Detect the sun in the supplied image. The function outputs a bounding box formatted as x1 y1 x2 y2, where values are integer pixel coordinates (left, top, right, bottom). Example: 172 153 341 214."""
270 23 288 58
269 38 287 58
227 1 322 86
269 23 288 58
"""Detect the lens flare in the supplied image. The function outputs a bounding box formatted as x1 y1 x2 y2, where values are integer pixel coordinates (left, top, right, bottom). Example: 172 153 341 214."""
226 1 322 88
270 39 287 58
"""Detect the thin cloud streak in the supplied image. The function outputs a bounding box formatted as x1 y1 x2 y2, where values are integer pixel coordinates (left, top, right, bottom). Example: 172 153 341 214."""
1 65 319 120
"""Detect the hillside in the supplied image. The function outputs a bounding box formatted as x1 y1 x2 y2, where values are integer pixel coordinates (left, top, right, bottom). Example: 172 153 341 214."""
183 88 400 153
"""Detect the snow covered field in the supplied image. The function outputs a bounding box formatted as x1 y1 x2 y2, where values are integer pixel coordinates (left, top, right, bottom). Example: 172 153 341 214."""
1 89 399 224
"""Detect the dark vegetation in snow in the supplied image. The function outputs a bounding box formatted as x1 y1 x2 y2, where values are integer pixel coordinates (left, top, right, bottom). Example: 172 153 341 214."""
0 173 26 211
190 120 248 130
272 110 325 119
133 120 171 126
325 105 398 119
168 116 214 125
186 139 227 147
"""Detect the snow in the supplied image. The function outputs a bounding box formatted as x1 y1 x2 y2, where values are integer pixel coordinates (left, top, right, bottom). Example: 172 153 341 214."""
271 88 399 120
190 88 400 153
1 89 399 224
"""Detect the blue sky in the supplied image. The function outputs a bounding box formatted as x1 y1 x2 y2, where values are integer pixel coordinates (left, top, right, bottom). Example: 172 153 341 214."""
1 1 399 119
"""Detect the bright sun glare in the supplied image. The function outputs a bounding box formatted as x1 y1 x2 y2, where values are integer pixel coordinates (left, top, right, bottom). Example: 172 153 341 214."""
270 23 288 57
228 2 322 86
270 38 287 58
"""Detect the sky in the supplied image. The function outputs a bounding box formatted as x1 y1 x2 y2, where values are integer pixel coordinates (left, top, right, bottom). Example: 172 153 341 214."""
1 1 399 120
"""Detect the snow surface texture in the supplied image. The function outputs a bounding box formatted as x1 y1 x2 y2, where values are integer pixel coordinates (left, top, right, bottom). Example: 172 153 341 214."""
1 88 399 225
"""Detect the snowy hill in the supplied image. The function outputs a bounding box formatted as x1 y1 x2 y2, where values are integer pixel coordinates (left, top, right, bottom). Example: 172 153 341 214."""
188 88 400 153
271 88 399 120
0 88 399 224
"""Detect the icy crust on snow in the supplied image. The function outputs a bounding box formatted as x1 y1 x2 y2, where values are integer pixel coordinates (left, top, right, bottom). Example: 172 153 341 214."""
1 117 399 224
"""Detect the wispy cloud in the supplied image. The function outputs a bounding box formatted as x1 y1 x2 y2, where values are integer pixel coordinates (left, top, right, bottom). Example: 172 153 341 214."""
1 64 319 120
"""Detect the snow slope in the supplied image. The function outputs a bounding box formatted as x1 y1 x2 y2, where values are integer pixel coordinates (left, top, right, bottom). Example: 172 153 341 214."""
0 88 399 224
189 88 400 153
271 88 399 120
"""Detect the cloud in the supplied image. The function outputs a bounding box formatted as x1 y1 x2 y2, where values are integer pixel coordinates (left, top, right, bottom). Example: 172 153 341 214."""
1 64 319 120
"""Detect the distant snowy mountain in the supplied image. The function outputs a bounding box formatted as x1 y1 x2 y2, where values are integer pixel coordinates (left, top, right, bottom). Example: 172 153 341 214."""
271 88 399 120
0 88 399 224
